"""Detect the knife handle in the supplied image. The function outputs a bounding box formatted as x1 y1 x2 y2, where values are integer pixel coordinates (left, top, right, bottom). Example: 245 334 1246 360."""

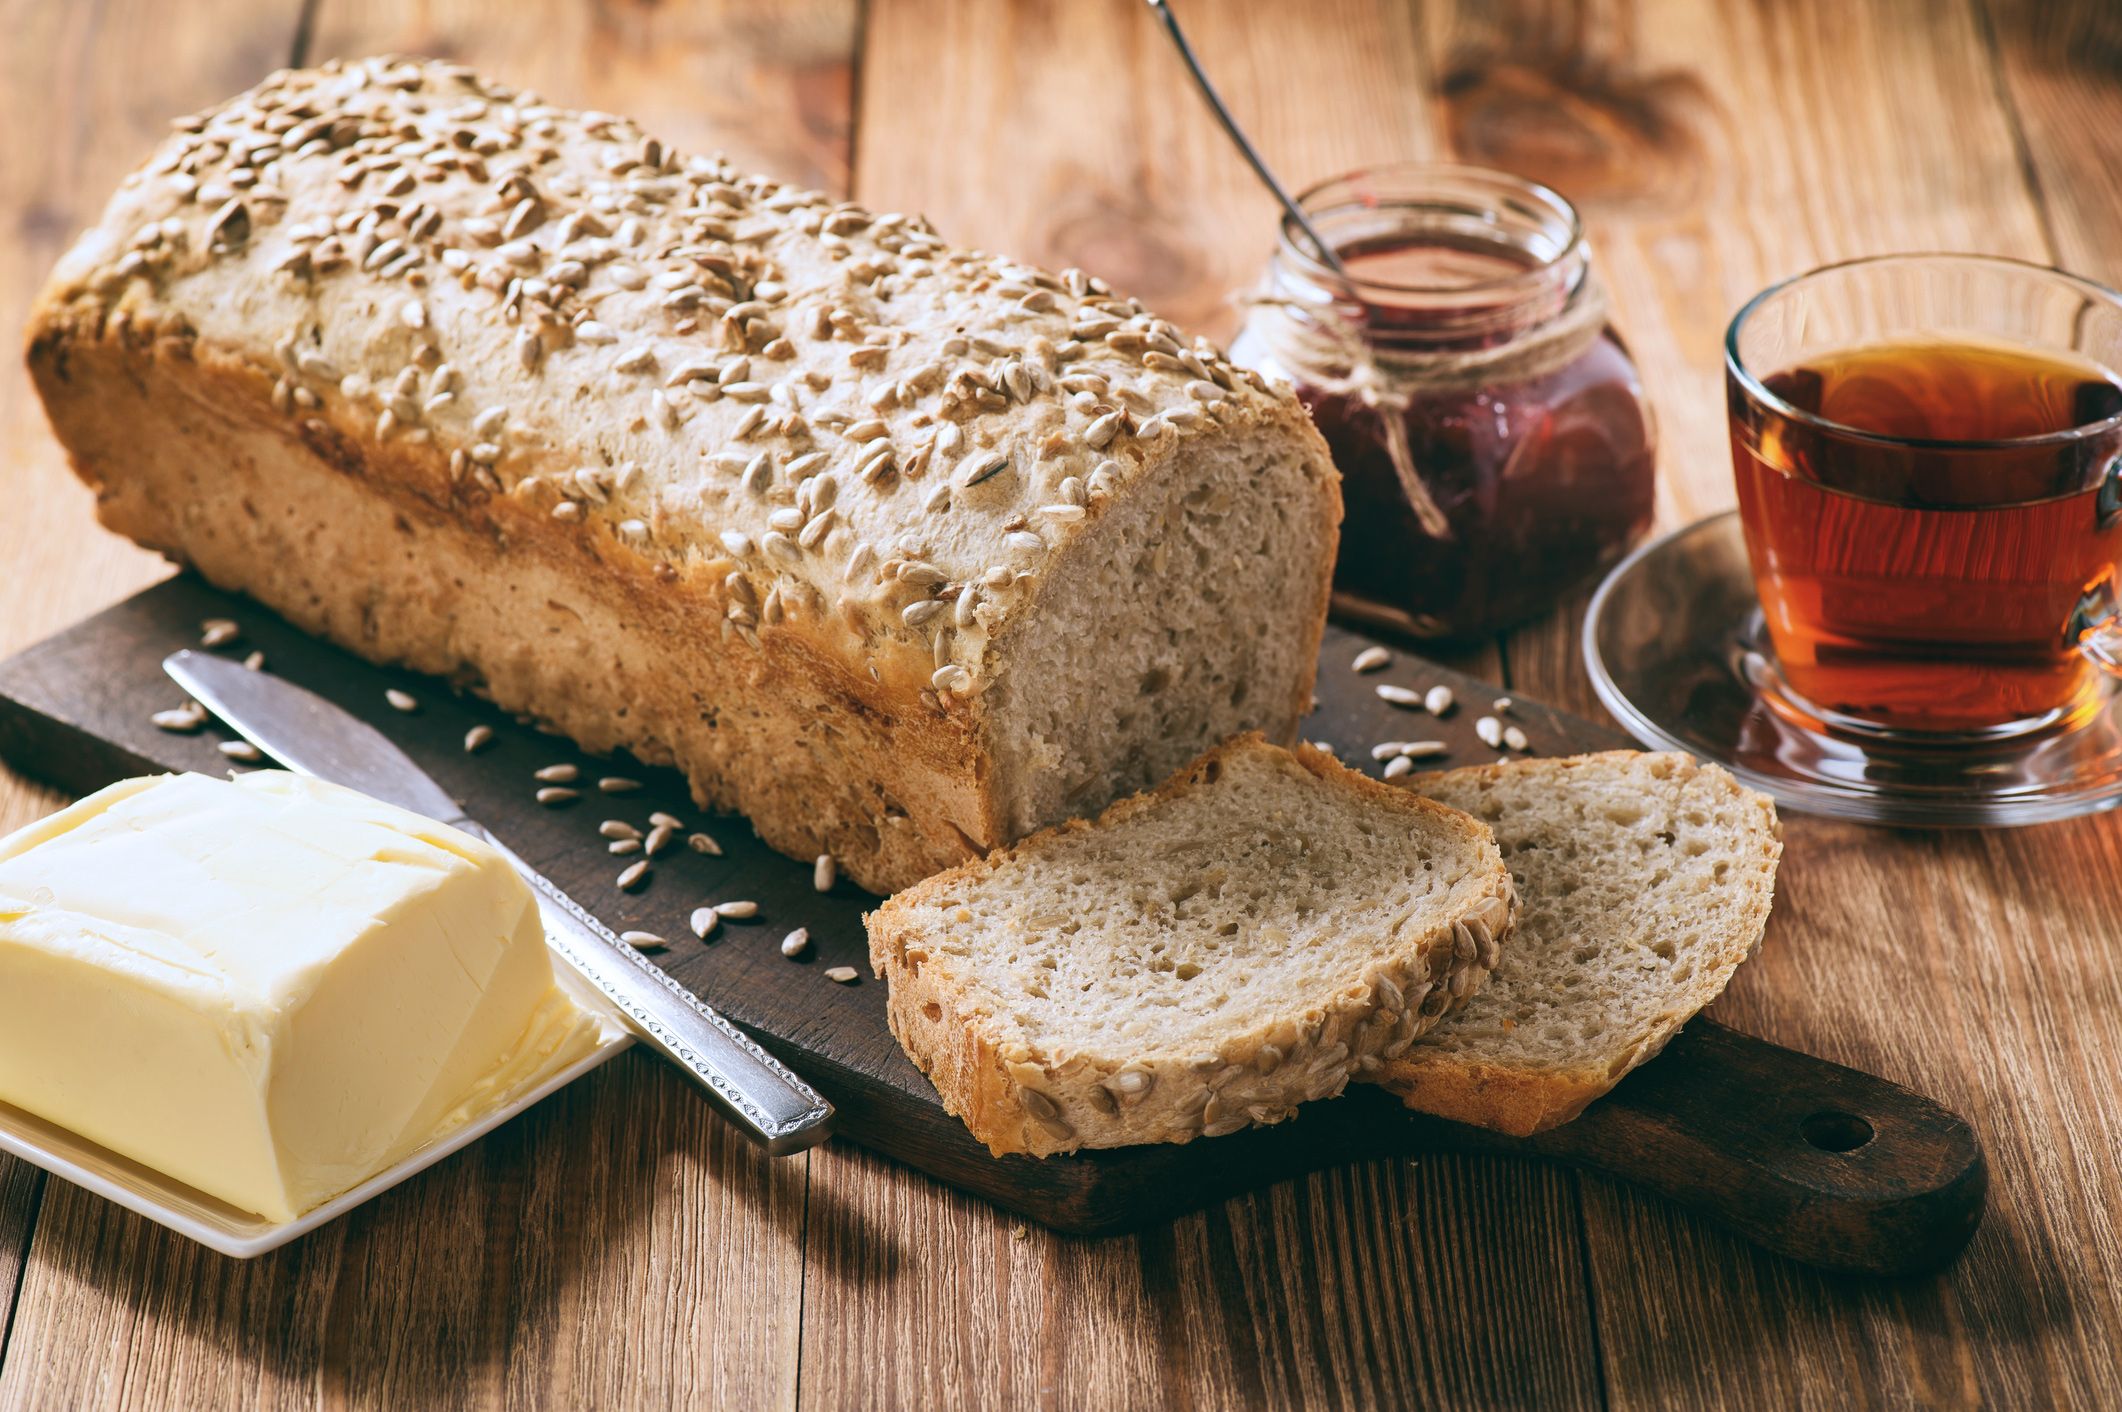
463 824 836 1156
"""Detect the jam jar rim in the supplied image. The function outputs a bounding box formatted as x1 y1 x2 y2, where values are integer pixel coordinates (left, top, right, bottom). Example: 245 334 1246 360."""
1276 162 1587 302
1727 250 2122 455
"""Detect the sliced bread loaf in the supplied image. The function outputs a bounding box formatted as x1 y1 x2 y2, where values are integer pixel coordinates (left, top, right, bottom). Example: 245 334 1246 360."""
865 734 1517 1157
1372 751 1781 1136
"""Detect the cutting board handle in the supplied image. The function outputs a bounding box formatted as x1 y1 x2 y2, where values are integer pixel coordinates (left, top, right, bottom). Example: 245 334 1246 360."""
1516 1019 1987 1276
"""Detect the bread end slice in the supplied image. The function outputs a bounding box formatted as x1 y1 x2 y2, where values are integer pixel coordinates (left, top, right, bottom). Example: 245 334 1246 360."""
1373 751 1780 1136
866 734 1516 1157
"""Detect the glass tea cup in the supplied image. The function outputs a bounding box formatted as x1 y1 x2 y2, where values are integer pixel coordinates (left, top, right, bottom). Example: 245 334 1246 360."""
1726 253 2122 740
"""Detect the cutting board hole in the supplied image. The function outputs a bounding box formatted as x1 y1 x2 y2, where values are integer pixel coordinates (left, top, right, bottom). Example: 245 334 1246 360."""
1802 1110 1874 1152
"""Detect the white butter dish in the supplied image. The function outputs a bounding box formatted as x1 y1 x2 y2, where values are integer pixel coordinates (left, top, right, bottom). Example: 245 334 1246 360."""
0 958 631 1259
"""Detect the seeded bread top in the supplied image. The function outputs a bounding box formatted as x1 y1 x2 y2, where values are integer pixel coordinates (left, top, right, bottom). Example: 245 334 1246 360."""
37 53 1304 709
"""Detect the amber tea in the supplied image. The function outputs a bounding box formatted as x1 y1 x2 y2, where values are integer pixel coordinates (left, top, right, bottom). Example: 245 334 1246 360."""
1730 337 2122 735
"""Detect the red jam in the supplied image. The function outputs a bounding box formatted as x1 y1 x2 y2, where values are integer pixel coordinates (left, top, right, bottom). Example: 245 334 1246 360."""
1233 169 1658 641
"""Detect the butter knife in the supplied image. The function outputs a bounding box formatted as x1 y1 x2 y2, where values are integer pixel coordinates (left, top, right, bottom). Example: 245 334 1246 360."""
163 650 835 1156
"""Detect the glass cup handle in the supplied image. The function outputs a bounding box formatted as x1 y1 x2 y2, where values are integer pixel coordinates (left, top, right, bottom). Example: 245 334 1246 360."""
2079 456 2122 676
2081 597 2122 676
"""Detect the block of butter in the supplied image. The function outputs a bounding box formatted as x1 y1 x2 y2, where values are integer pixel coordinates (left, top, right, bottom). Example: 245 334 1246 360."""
0 770 604 1222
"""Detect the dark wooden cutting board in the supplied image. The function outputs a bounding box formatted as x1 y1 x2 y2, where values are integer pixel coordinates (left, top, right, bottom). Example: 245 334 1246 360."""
0 576 1985 1274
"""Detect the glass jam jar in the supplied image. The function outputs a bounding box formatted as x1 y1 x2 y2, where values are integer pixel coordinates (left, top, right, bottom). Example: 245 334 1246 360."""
1231 165 1657 640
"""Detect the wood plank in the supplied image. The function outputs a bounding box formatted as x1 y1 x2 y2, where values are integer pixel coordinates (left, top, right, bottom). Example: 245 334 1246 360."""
0 0 311 1379
304 0 858 196
799 1143 1603 1410
1444 0 2122 1403
0 1055 807 1411
1978 0 2122 287
0 3 860 1408
812 3 1597 1406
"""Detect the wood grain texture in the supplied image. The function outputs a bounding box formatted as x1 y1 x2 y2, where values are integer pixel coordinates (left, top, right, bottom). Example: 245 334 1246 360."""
305 0 858 195
0 0 310 1387
1464 0 2122 1405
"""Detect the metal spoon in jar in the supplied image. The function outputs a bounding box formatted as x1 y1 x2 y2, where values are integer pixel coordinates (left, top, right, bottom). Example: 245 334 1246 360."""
1143 0 1351 279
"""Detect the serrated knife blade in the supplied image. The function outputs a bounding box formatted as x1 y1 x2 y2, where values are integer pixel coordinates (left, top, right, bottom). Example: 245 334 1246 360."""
163 650 834 1156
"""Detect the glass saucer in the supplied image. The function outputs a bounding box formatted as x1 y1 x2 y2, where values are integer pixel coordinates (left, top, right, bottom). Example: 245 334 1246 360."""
1582 511 2122 827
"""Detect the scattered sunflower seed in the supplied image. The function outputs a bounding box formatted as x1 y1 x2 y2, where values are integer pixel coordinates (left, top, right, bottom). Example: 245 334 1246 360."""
385 688 419 713
534 763 580 783
200 619 240 649
814 854 837 892
620 930 667 951
242 650 266 672
599 776 643 795
599 819 642 841
825 966 859 984
1503 724 1532 753
535 786 581 806
152 705 207 734
690 906 721 940
617 860 651 891
1351 646 1392 673
608 839 642 855
464 724 496 753
1403 740 1449 759
649 810 685 831
1475 715 1505 748
217 739 263 763
780 927 810 958
1424 685 1455 716
1493 696 1514 714
687 831 724 857
1383 756 1414 779
1376 684 1424 708
715 900 758 919
644 824 677 857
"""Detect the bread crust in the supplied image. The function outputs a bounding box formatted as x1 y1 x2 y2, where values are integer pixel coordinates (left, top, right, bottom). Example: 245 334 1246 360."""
865 735 1519 1157
1371 751 1782 1137
24 56 1340 894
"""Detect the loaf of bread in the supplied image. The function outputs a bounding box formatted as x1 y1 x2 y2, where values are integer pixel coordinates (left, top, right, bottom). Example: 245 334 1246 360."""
1374 752 1780 1135
26 56 1341 894
865 735 1517 1157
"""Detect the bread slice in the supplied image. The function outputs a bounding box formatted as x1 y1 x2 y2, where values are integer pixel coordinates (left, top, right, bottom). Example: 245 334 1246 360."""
865 734 1517 1157
1372 751 1781 1136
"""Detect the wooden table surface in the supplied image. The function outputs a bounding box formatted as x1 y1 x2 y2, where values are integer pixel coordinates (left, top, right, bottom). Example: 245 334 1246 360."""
3 1 2120 1406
